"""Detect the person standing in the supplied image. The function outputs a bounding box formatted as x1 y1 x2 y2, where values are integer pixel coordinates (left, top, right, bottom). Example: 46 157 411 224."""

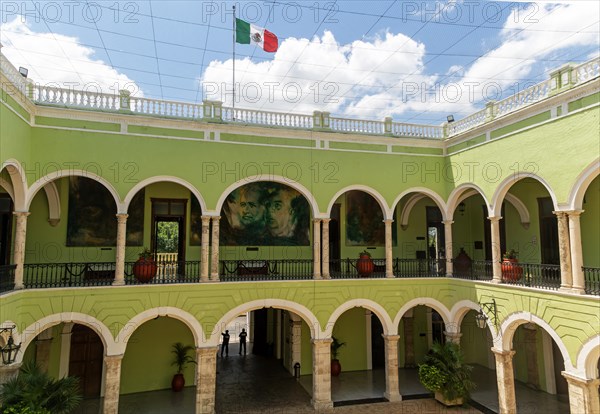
221 330 230 357
238 328 248 355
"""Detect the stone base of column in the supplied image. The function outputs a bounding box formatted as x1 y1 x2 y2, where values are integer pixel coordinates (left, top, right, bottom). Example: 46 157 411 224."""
112 280 125 286
559 285 573 293
0 363 21 387
311 399 333 410
13 283 24 290
490 278 501 284
571 287 585 295
384 391 402 402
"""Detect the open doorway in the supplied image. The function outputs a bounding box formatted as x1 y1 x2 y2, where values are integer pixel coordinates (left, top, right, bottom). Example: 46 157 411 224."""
151 199 186 276
0 194 12 265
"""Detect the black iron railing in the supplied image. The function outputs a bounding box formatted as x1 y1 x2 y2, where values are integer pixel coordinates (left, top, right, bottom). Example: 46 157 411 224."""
0 264 16 293
394 258 446 278
583 267 600 296
23 262 115 288
329 258 387 279
124 260 200 285
220 259 313 281
451 260 494 281
501 262 561 290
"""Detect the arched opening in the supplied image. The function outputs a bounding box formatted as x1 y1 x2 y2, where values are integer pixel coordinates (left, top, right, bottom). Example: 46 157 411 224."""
581 175 599 294
218 181 313 279
0 172 14 266
327 189 388 278
215 306 313 412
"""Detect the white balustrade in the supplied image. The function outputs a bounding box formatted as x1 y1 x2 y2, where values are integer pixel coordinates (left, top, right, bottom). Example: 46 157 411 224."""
329 117 385 134
222 107 313 129
129 97 203 119
0 54 29 97
392 122 444 139
495 79 551 118
448 109 487 135
573 58 600 85
33 84 119 110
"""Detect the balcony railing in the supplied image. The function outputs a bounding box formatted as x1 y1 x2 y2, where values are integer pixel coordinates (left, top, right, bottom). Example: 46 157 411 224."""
9 260 597 298
0 264 16 293
583 267 600 296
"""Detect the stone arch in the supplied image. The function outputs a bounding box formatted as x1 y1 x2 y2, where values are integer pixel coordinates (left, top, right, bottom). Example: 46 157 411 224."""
13 313 116 362
567 159 599 210
446 184 490 220
116 307 204 354
449 299 498 340
391 187 448 221
576 335 600 378
43 182 61 226
324 299 394 337
211 299 320 346
123 176 207 214
393 297 451 330
491 172 558 217
26 170 122 212
0 159 27 211
0 177 14 201
325 185 391 219
499 311 573 371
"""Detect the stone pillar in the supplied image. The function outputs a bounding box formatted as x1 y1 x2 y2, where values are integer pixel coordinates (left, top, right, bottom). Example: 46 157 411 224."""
313 219 322 279
0 363 21 388
196 346 218 414
113 213 128 286
554 211 573 291
200 216 211 282
488 216 502 283
102 354 123 414
290 319 302 372
567 211 585 294
210 217 220 281
12 212 30 290
444 331 462 345
35 328 54 373
382 334 401 402
492 348 517 414
311 338 333 410
384 219 394 278
523 324 539 389
442 220 454 277
403 314 415 368
562 372 600 414
321 219 330 279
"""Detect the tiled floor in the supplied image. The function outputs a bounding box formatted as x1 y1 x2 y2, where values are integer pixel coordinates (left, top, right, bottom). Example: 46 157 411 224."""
73 346 570 413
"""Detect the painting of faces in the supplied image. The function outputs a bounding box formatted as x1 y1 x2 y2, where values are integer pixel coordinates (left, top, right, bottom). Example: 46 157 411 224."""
345 191 385 246
220 183 310 246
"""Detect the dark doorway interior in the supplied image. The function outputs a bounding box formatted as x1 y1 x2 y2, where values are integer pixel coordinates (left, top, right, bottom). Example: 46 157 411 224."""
330 203 341 271
0 195 13 266
371 316 384 369
538 197 559 265
69 325 103 398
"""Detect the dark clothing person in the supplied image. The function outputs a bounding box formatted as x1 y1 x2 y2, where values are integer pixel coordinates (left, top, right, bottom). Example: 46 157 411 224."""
239 329 248 355
221 330 230 357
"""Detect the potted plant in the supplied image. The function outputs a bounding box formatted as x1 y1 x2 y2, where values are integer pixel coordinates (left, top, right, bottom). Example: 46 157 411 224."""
501 249 522 281
356 250 374 277
418 341 474 406
330 336 346 377
133 247 157 283
171 342 196 392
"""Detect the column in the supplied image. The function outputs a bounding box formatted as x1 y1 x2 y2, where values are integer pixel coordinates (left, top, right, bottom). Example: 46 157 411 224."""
403 313 415 368
444 331 462 345
492 348 517 414
195 346 218 414
554 211 572 291
12 211 30 290
313 219 321 279
321 219 330 279
200 216 211 282
0 363 21 388
562 372 600 414
488 216 502 283
102 354 123 414
384 219 394 278
523 324 539 389
290 319 302 372
442 220 454 277
210 217 220 281
311 338 333 410
567 210 585 294
35 328 54 373
382 334 401 402
113 213 128 286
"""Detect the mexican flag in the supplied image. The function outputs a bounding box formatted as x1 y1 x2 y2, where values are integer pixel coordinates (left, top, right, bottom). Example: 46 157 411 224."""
236 18 278 53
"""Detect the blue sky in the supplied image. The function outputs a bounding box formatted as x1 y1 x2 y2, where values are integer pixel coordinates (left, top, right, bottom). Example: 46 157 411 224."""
1 1 599 123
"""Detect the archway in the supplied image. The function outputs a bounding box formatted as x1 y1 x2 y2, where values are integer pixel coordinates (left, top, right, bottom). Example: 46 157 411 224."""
580 175 599 294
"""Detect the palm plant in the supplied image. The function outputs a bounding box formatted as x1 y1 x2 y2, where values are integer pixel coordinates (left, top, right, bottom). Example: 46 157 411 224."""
330 336 346 360
418 341 475 403
171 342 196 374
0 360 82 414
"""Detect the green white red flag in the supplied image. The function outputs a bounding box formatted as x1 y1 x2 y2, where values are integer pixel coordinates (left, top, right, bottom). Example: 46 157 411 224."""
235 18 278 53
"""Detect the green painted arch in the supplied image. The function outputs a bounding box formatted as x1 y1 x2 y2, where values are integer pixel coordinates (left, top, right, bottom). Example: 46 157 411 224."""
0 159 27 211
325 185 391 219
491 172 558 217
323 298 395 337
446 184 491 220
392 297 452 330
567 158 599 210
575 335 600 378
390 187 448 220
122 176 207 214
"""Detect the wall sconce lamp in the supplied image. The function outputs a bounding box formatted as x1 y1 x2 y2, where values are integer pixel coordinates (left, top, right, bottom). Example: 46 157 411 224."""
458 202 466 216
446 115 455 123
18 67 28 78
475 299 497 329
0 325 21 365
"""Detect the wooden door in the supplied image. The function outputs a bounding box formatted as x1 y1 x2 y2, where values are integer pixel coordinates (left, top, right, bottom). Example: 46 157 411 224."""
69 325 103 398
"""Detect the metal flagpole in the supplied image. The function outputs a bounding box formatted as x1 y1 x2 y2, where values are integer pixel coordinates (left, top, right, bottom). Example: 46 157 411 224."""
232 5 236 120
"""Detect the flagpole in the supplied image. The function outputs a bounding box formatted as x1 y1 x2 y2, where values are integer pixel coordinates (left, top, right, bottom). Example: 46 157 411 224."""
232 5 236 120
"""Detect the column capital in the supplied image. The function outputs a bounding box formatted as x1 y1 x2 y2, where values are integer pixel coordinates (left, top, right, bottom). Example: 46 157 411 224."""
552 210 568 218
321 218 331 223
104 354 124 362
196 345 220 355
201 215 212 221
487 215 502 222
383 219 394 224
491 348 516 358
441 219 454 225
312 218 323 223
210 216 221 221
381 334 400 342
116 213 128 222
561 371 600 386
311 338 333 345
566 209 584 217
12 211 30 217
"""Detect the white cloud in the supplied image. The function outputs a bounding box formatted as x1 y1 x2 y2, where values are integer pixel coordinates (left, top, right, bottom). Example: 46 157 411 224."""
0 17 141 96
